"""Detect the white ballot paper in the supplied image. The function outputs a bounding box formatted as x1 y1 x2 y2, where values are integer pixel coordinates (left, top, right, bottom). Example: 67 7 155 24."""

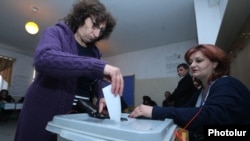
102 84 121 122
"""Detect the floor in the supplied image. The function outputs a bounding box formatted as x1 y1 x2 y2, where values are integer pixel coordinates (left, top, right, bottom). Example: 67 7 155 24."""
0 118 17 141
0 109 21 141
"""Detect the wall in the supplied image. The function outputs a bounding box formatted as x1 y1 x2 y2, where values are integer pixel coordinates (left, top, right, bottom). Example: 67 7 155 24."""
135 77 178 106
0 39 197 106
104 40 250 106
0 40 196 106
194 0 224 44
230 43 250 89
0 45 34 98
104 40 197 106
1 38 249 106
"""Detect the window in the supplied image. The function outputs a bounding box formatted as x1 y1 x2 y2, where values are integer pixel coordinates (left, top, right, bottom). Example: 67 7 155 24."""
0 55 15 88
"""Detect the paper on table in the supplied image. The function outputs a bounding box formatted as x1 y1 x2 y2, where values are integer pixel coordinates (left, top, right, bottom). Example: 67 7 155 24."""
102 84 121 122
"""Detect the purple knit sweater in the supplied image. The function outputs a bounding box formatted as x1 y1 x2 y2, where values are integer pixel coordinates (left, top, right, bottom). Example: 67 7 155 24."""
14 22 107 141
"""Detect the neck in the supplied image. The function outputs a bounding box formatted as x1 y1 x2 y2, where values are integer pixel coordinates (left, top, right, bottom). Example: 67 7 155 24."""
74 33 87 47
203 84 208 90
200 78 208 90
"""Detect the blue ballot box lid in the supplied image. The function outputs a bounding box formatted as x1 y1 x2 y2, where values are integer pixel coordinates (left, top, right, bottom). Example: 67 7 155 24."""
46 113 177 141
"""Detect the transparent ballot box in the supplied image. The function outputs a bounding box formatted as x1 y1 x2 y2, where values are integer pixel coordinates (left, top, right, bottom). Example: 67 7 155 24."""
46 113 177 141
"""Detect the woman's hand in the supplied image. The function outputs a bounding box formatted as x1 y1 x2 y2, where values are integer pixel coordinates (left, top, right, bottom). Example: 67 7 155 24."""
104 64 124 96
128 104 153 118
98 98 106 113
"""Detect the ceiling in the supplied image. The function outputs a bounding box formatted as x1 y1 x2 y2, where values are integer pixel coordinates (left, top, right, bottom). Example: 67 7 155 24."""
0 0 249 58
0 0 197 57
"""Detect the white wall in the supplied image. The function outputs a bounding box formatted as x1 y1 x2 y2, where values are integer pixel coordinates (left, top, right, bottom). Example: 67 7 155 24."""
104 40 198 106
0 39 197 106
1 38 249 106
0 44 34 97
194 0 227 44
0 0 247 109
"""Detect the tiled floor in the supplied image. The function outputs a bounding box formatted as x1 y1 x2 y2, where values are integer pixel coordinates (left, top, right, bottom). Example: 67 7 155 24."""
0 118 17 141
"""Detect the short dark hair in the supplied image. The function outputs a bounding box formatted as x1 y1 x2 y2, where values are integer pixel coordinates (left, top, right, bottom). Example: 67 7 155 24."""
177 63 189 69
165 91 171 95
143 96 151 101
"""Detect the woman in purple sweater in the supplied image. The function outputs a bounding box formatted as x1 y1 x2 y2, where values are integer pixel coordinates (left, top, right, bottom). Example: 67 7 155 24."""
129 44 250 141
14 0 123 141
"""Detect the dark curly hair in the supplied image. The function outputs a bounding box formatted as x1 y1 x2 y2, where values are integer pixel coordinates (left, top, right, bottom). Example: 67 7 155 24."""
63 0 116 43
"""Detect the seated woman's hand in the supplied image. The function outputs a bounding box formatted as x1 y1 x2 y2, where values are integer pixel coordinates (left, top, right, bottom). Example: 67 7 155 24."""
128 104 153 118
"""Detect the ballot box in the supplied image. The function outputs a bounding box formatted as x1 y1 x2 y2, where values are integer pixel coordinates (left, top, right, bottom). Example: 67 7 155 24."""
46 113 178 141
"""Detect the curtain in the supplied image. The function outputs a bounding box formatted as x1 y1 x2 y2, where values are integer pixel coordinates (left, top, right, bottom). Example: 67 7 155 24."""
0 56 15 85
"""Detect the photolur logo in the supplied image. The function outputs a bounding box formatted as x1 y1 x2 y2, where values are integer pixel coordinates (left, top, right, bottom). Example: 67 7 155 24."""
208 129 247 137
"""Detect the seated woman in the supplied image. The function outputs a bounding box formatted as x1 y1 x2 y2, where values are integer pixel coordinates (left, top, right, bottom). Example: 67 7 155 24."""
129 44 250 141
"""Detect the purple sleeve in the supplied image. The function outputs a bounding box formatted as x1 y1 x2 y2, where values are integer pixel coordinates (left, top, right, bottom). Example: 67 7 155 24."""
93 80 110 99
34 25 106 79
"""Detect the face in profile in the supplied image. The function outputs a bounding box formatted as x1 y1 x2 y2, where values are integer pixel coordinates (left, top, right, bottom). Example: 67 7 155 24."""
177 67 189 77
165 92 171 98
